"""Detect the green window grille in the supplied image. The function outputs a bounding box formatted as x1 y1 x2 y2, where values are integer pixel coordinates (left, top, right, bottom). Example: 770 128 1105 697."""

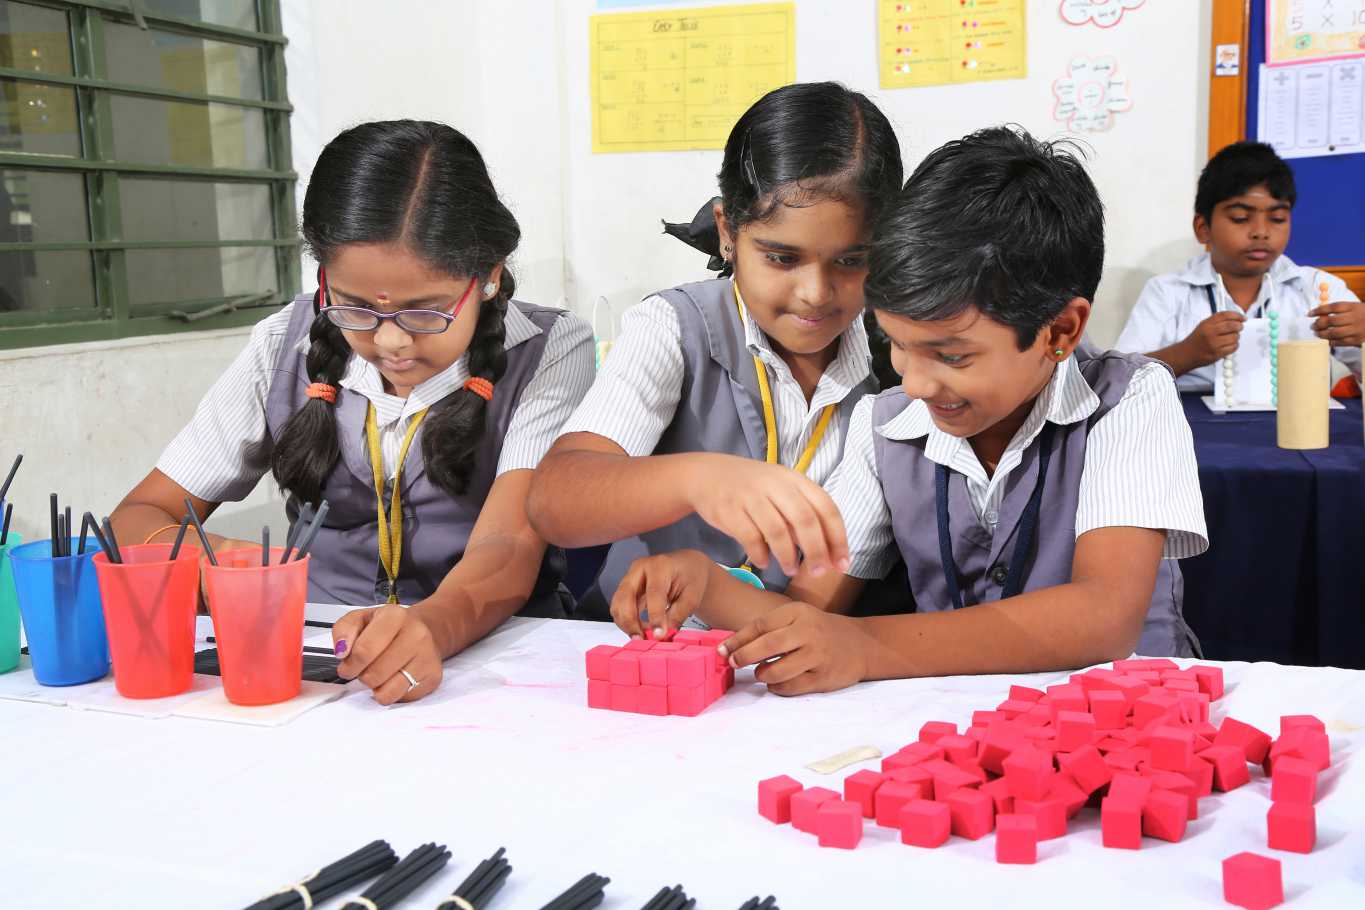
0 0 296 350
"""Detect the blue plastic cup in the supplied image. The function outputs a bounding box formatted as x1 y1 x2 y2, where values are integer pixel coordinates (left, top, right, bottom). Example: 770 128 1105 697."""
0 531 22 674
9 538 109 685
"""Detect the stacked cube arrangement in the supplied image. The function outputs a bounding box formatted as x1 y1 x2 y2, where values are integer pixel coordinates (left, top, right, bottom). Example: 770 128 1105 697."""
585 629 734 716
754 658 1333 908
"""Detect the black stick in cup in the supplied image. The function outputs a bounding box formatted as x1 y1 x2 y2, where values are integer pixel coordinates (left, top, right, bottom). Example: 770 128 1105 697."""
77 513 95 555
182 497 217 567
0 453 20 503
279 502 312 565
84 512 109 557
49 493 59 557
100 517 123 565
261 525 270 567
291 500 330 562
169 513 192 560
0 502 12 546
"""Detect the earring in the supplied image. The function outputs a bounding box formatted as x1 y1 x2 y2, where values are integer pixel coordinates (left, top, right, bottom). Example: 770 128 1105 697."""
1054 348 1066 359
483 282 497 298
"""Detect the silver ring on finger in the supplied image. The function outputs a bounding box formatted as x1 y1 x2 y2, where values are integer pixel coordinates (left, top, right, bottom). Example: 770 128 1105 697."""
399 668 421 693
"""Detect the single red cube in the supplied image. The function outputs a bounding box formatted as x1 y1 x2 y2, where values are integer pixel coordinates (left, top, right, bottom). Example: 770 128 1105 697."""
623 638 655 652
608 650 641 686
666 649 706 688
1190 665 1224 700
682 643 719 677
995 814 1038 864
973 710 1004 727
1270 756 1317 805
921 759 983 801
1108 772 1152 804
1177 691 1211 725
885 764 934 791
1280 714 1325 735
637 684 668 716
1184 756 1215 797
1109 675 1150 706
585 645 619 681
609 685 638 713
1100 797 1143 849
885 741 944 769
1269 728 1330 773
1149 773 1199 820
671 630 706 647
996 698 1036 719
587 679 610 709
1214 717 1273 764
704 672 723 704
1266 802 1315 854
978 724 1025 775
919 720 957 744
1009 684 1044 703
1141 789 1188 842
874 779 927 828
638 650 670 687
945 788 995 840
1222 852 1283 910
899 799 951 848
1077 668 1120 694
938 733 978 767
666 684 705 717
843 769 887 818
1057 744 1112 795
758 774 803 824
1149 725 1196 772
1013 796 1067 840
1163 677 1199 694
790 786 840 833
652 642 684 653
1089 690 1128 730
1020 704 1053 728
1054 711 1096 752
698 628 732 649
1045 683 1088 715
1200 745 1251 791
816 799 864 849
1002 745 1055 801
981 776 1015 815
1132 691 1180 728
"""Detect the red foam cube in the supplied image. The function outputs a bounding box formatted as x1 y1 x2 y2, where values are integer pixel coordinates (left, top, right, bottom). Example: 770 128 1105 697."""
758 775 803 824
874 779 927 828
671 630 706 647
1100 797 1142 849
1149 772 1199 820
1046 683 1088 715
995 814 1038 864
1009 684 1044 703
1190 665 1224 700
790 786 839 834
1142 788 1188 842
1222 852 1283 910
1266 802 1315 854
945 788 995 840
585 645 619 680
1269 727 1330 773
1149 725 1196 772
1215 717 1273 764
1184 756 1215 797
843 769 887 818
638 650 669 687
996 698 1036 719
1054 711 1096 752
921 759 983 801
816 799 863 849
981 777 1015 815
1280 714 1325 735
1132 691 1180 727
919 721 957 744
667 684 705 717
608 650 641 686
698 628 732 649
885 764 934 791
1270 756 1317 805
666 649 706 687
609 685 638 712
1057 744 1112 795
1108 772 1152 804
1002 746 1055 801
978 724 1025 775
899 799 951 848
1163 677 1199 694
1089 690 1128 730
637 684 668 716
622 638 654 652
1109 675 1151 706
1013 796 1067 840
884 741 944 770
938 733 978 768
1200 745 1251 792
587 678 610 709
1177 691 1211 725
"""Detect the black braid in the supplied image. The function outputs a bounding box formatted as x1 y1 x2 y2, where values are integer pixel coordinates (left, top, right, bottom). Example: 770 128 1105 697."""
422 274 512 496
270 294 350 503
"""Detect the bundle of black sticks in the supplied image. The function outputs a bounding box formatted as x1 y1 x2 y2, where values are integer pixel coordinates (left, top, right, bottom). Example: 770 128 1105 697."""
737 898 779 910
640 884 695 910
436 847 512 909
338 842 450 908
538 873 610 910
241 840 398 910
0 453 19 546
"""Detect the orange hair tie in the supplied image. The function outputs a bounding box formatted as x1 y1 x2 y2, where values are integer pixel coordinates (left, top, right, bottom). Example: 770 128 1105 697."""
305 383 338 404
463 377 494 401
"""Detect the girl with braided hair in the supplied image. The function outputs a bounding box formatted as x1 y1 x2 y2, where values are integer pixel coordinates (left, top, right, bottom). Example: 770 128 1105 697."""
110 120 594 704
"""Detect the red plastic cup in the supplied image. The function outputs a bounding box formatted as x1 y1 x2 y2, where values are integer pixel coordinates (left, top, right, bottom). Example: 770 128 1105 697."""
93 543 201 698
203 547 308 706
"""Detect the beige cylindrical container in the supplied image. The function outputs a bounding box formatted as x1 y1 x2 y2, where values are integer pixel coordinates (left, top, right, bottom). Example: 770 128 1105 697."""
1276 339 1330 450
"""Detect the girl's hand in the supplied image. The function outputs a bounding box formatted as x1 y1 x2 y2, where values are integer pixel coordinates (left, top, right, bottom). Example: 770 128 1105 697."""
719 602 872 696
1310 301 1365 347
611 549 714 640
333 604 444 704
686 455 850 578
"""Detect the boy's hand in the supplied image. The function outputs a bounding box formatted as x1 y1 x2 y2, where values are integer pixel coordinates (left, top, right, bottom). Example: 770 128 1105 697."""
333 604 443 705
685 455 849 578
1310 301 1365 347
611 549 713 640
718 602 872 696
1184 311 1245 366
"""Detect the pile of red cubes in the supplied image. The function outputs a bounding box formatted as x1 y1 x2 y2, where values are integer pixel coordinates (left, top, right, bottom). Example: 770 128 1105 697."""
756 659 1333 909
585 629 734 716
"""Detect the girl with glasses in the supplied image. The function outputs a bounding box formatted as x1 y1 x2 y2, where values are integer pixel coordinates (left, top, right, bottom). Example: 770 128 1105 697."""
109 120 594 704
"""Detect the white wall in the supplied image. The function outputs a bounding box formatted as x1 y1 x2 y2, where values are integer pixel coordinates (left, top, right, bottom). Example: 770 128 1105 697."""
0 0 1215 544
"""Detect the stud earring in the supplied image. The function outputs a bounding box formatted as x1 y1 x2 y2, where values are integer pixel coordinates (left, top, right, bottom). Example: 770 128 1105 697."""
1054 348 1066 358
483 282 497 298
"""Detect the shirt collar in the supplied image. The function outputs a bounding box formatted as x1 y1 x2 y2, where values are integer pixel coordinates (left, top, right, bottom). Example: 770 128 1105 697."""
1176 251 1301 288
875 354 1100 447
739 302 872 397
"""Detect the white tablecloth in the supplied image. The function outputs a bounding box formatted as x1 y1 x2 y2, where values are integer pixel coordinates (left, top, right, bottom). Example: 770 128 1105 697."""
4 616 1363 909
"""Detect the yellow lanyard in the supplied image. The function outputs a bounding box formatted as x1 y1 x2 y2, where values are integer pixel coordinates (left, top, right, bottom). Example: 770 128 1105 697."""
732 282 836 472
364 402 428 604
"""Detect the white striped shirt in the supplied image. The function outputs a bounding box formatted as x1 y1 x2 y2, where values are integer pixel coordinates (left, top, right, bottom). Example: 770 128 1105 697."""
157 301 595 502
559 294 872 483
829 356 1209 580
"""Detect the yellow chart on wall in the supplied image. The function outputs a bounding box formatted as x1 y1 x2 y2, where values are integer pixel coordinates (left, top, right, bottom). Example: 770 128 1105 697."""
590 2 795 153
878 0 1026 90
1266 0 1365 66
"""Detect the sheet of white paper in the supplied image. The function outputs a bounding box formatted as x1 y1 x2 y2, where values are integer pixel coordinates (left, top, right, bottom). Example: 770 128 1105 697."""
1260 60 1365 159
170 679 347 726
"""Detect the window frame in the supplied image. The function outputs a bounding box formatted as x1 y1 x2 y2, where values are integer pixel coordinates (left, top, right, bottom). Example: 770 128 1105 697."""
0 0 297 350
